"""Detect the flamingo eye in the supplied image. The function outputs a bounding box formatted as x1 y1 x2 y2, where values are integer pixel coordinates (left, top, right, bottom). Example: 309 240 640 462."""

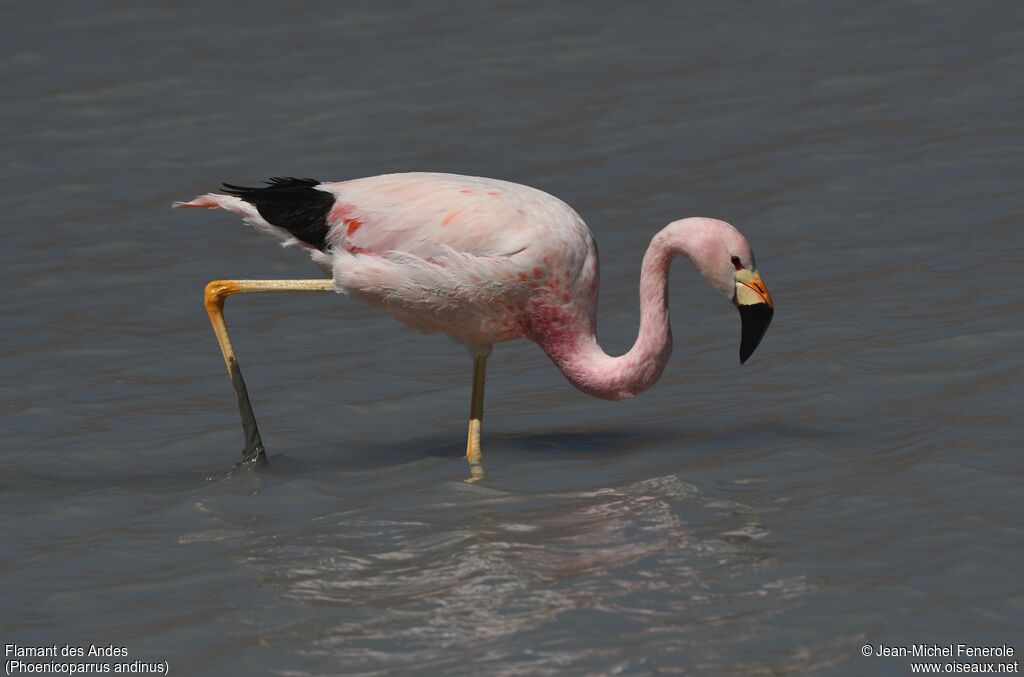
731 256 743 270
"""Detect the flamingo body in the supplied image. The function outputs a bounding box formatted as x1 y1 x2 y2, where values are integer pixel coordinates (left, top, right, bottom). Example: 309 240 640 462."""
322 173 600 353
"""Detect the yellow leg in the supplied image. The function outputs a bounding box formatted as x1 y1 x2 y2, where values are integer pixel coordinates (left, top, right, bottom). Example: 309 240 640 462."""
465 355 487 481
204 279 335 469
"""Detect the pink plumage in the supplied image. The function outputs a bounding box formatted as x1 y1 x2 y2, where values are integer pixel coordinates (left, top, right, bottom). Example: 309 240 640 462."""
178 172 773 402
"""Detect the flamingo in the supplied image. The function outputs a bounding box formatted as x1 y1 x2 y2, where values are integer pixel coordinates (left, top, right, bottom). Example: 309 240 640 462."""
175 173 773 473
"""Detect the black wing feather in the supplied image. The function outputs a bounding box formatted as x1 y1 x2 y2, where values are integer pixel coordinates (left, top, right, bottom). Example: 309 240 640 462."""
222 177 334 250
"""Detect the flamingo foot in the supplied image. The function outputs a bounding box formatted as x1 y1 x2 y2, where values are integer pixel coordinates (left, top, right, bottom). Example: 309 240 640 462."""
228 357 269 472
231 447 268 473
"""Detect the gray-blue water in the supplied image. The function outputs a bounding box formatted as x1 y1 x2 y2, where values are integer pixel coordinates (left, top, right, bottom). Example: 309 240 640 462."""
2 2 1021 675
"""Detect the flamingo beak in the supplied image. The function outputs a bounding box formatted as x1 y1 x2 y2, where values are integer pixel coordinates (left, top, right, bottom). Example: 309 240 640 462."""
735 271 773 364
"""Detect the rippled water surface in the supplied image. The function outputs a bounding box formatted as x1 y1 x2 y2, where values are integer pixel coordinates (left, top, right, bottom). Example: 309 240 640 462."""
2 2 1022 675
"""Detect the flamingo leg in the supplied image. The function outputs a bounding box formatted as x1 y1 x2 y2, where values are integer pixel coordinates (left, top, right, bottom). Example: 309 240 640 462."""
465 355 488 480
204 279 335 470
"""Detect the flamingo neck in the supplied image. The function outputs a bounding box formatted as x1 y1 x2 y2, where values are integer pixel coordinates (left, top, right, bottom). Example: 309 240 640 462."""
540 231 678 400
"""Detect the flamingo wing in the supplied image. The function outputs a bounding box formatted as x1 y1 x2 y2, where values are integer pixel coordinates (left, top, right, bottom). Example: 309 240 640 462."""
318 173 571 260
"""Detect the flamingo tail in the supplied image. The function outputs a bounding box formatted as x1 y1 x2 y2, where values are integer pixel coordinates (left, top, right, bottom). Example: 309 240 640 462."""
174 177 334 251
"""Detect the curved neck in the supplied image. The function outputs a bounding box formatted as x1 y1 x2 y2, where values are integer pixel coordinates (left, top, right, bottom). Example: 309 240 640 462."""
542 231 678 400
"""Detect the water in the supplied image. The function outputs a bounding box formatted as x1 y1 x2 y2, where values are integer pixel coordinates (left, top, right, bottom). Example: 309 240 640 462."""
2 1 1021 674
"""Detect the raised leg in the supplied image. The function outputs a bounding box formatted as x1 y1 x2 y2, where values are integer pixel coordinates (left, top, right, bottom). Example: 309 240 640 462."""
204 279 335 470
465 355 487 481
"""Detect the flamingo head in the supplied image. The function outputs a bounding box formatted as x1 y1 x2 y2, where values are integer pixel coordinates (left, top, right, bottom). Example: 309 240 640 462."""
668 218 774 363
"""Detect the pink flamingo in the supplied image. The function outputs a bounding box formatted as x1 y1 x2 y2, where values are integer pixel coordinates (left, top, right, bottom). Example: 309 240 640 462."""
176 173 773 472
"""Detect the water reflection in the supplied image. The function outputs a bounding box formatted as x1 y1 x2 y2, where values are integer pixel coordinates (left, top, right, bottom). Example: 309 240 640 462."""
199 473 813 672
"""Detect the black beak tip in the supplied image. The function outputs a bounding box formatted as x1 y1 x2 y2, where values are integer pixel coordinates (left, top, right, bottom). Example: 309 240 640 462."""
738 303 774 364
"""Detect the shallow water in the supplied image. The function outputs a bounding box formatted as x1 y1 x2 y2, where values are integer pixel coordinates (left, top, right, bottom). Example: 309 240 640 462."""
2 1 1022 675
